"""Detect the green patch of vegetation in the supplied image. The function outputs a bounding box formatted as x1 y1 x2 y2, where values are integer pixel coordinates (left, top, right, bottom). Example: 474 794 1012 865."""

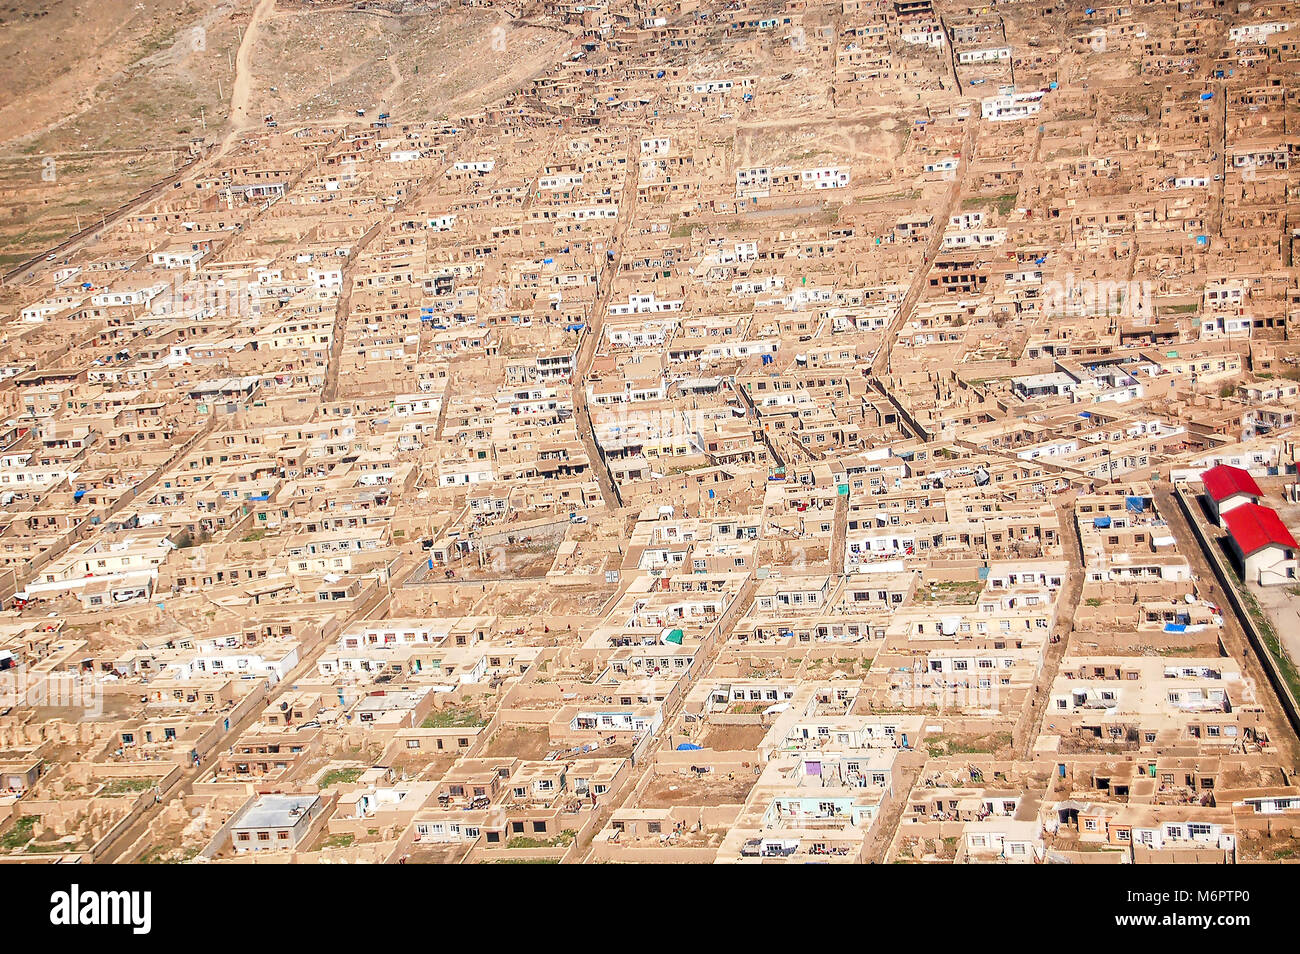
132 24 179 63
1085 598 1103 607
871 188 922 202
486 857 561 863
505 829 576 849
242 529 268 542
422 706 487 729
24 841 73 854
917 580 984 605
99 778 155 796
0 815 36 851
319 833 356 849
1236 586 1300 703
925 733 1013 758
174 528 211 549
317 768 365 788
962 192 1018 216
138 844 199 864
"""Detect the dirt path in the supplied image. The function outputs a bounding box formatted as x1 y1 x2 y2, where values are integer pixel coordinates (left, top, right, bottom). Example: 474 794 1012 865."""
569 135 640 510
98 550 419 862
573 575 758 861
831 492 848 576
322 156 456 402
870 118 976 381
864 760 922 862
1017 490 1083 757
378 60 403 114
1155 483 1300 767
219 0 276 157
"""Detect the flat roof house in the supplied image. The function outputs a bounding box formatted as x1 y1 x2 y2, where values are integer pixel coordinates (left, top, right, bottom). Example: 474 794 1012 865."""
229 794 323 853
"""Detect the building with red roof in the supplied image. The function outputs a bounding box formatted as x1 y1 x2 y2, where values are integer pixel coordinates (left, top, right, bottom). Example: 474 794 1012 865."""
1222 503 1298 585
1200 465 1263 524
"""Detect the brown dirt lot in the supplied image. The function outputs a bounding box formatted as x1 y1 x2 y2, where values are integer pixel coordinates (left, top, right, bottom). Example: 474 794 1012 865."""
403 843 472 864
485 726 553 761
639 770 757 808
700 723 769 751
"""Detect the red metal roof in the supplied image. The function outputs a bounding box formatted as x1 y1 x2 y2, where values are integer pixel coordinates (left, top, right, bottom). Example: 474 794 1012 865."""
1201 464 1262 503
1222 503 1299 556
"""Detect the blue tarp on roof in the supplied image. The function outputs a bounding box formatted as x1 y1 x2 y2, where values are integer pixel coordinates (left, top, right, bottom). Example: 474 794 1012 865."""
1126 496 1146 512
73 490 86 501
566 323 586 332
1164 623 1187 633
1094 516 1112 528
676 742 702 750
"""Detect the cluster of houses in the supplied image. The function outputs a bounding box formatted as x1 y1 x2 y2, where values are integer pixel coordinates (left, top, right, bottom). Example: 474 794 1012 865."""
0 0 1297 864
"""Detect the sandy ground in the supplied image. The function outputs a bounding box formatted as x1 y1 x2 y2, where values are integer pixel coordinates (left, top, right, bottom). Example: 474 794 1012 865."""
485 727 553 761
640 770 757 807
1252 584 1300 668
0 0 572 264
700 723 770 751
